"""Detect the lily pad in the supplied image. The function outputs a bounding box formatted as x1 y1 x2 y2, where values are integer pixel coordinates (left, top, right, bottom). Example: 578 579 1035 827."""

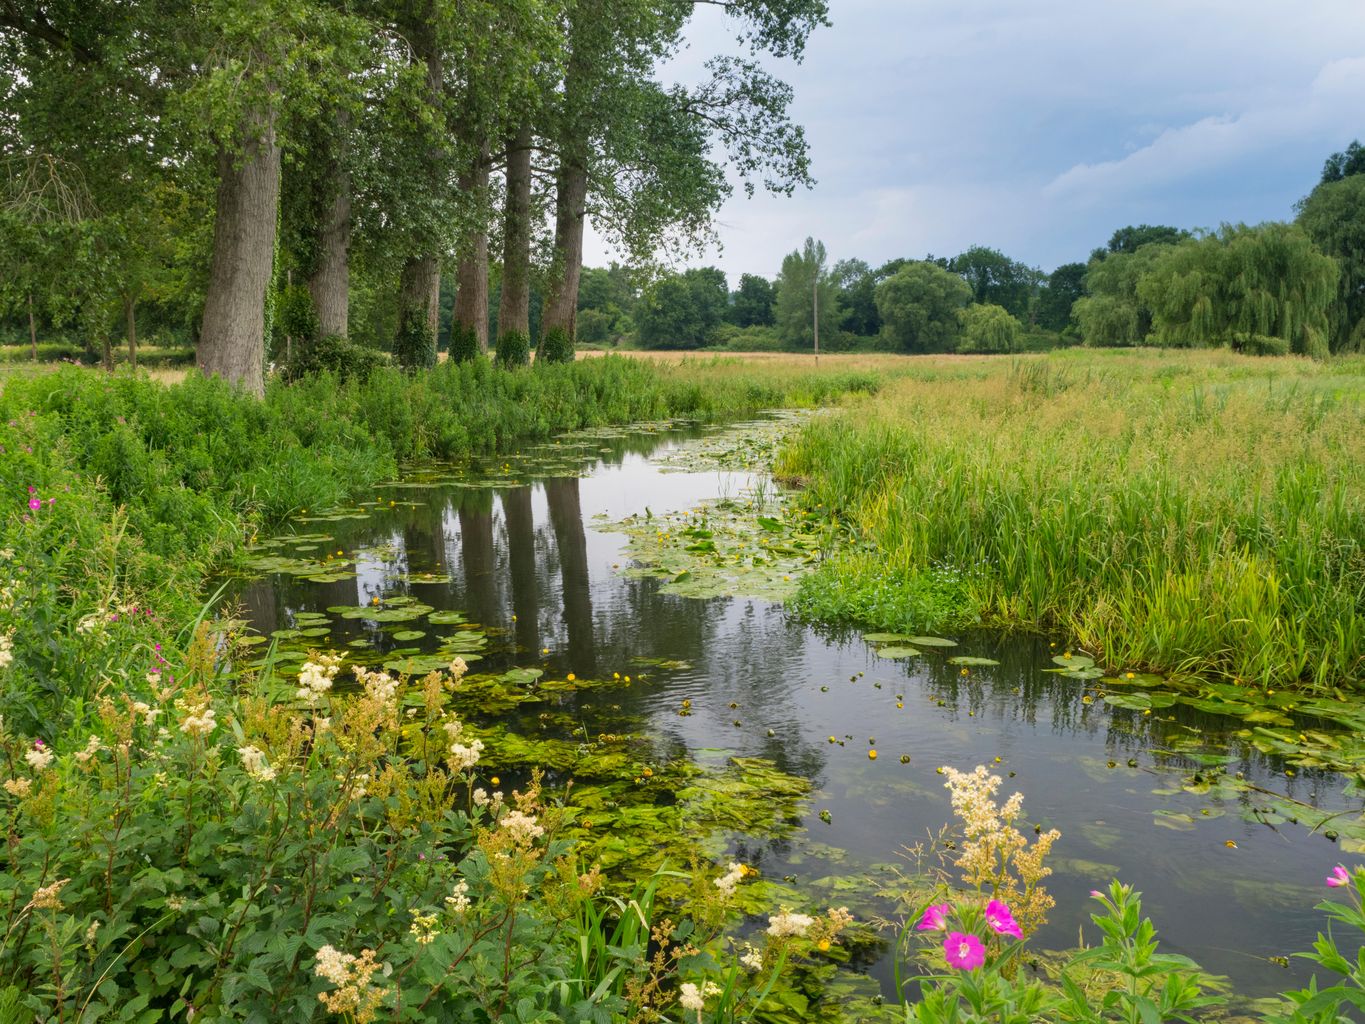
948 656 1001 667
876 645 922 659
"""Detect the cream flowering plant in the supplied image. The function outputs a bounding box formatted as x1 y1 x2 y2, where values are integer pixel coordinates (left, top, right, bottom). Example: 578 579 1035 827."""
0 640 615 1022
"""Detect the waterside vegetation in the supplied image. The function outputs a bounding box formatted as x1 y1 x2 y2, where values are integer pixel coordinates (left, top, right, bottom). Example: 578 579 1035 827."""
780 348 1364 692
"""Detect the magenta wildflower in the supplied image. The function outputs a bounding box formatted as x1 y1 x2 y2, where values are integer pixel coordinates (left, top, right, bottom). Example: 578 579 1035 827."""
26 486 33 493
916 903 952 931
1327 865 1351 888
943 932 985 970
27 498 40 511
985 899 1023 939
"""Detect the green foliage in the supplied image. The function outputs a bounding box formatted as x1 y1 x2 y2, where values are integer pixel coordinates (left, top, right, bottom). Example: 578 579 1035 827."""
272 283 321 358
875 262 972 352
496 329 531 367
958 303 1021 353
831 258 881 336
900 883 1220 1023
1037 263 1086 332
1140 223 1337 357
794 554 979 634
947 246 1039 320
730 273 776 327
1297 173 1365 352
776 350 1365 690
774 237 839 348
0 655 617 1022
393 309 436 371
1319 139 1365 184
1106 224 1190 255
538 326 574 364
283 333 387 383
636 267 729 348
448 322 480 364
1074 244 1172 346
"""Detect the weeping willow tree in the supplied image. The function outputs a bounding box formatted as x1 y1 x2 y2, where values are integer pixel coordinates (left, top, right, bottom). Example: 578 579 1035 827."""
1073 243 1171 346
1139 223 1338 357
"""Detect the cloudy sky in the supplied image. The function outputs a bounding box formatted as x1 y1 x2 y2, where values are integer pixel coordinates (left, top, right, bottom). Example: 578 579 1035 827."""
584 0 1365 280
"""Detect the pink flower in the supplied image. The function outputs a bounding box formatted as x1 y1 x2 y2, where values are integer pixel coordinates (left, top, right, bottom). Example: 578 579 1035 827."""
984 899 1023 939
1089 890 1103 899
27 498 40 511
943 932 985 970
916 903 952 931
1327 865 1351 888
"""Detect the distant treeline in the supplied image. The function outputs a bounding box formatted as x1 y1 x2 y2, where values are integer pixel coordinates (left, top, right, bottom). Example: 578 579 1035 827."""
578 141 1364 356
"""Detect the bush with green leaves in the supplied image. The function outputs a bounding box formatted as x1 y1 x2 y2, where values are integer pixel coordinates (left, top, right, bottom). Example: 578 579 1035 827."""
283 334 389 384
448 323 480 365
495 330 530 367
273 284 321 360
538 327 574 364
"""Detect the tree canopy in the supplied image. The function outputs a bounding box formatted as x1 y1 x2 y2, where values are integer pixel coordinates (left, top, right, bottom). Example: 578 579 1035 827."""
774 237 838 348
875 261 972 352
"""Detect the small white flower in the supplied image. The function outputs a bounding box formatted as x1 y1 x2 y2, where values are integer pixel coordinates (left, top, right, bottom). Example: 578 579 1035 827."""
448 739 483 772
766 910 815 938
713 861 745 897
24 745 54 771
444 879 471 914
498 809 544 847
73 735 103 764
237 745 277 782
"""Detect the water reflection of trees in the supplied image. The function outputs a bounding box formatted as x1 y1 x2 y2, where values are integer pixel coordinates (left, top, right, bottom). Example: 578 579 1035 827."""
545 477 595 675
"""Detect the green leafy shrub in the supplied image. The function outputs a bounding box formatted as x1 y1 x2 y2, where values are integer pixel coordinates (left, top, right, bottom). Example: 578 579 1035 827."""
1234 333 1292 357
282 334 388 384
448 322 480 364
538 326 574 364
392 311 436 370
496 329 530 367
272 284 321 359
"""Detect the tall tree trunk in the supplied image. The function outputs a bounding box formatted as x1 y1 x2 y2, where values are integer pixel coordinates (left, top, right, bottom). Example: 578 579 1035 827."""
452 144 491 355
394 256 439 369
100 331 113 372
498 124 533 344
199 106 281 398
393 2 443 369
308 161 351 340
27 292 36 360
538 152 588 356
124 292 137 370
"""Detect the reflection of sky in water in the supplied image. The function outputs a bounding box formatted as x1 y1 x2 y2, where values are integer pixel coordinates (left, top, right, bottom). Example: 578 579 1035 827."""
236 427 1361 1002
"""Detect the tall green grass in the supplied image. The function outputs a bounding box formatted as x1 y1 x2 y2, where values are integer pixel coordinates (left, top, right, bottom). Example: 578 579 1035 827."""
0 356 878 723
779 349 1365 691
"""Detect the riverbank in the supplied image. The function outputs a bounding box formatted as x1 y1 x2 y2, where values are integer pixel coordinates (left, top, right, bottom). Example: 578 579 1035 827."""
777 348 1365 692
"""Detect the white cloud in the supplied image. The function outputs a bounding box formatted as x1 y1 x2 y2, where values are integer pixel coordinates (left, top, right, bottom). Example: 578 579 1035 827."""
1045 56 1365 204
583 2 1365 278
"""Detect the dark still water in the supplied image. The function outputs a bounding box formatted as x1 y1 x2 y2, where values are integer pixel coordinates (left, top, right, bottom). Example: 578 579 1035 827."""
232 420 1359 1006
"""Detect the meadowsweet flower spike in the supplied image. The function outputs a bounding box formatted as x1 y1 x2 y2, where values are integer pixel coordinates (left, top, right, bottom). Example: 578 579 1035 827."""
714 861 746 897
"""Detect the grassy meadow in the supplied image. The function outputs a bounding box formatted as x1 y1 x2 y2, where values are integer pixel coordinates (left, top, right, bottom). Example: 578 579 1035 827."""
778 348 1365 690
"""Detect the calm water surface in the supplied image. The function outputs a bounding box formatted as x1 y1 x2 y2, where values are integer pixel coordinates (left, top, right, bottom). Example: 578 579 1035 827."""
234 421 1358 1004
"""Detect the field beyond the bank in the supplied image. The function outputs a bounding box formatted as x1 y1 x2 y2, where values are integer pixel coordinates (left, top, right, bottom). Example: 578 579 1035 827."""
778 348 1365 690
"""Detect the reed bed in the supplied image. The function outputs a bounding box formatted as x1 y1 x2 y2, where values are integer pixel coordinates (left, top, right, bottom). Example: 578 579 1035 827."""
778 348 1365 690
